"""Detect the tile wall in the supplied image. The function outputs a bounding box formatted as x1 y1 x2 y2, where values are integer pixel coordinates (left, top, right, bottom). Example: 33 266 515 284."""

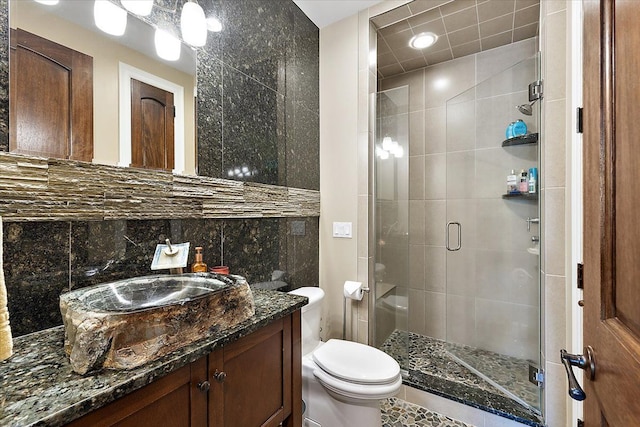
0 0 320 337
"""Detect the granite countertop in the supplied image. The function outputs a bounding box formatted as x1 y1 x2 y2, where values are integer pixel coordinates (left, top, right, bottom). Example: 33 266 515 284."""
0 288 306 427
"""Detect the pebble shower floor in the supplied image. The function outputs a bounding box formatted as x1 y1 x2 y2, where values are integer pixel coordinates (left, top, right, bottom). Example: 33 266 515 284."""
381 397 472 427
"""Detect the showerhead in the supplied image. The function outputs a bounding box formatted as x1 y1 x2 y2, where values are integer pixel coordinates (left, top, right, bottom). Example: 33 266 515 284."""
516 99 537 116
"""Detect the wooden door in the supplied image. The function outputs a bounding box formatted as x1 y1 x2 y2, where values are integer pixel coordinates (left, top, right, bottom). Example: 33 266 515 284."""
9 28 93 161
582 0 640 424
130 78 175 171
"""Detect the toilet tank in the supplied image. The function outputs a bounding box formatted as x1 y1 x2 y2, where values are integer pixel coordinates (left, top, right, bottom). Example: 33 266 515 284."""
288 287 324 356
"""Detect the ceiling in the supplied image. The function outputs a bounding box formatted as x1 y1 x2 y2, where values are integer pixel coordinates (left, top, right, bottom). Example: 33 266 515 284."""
293 0 384 28
375 0 540 79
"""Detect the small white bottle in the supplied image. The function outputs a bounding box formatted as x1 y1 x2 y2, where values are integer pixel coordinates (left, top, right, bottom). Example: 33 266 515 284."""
507 169 518 194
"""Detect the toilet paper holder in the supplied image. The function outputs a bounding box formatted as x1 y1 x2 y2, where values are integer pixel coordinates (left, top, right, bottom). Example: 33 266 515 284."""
342 281 370 340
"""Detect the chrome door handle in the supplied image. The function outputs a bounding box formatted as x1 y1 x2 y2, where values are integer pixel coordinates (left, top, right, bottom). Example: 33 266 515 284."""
560 346 596 401
446 222 461 251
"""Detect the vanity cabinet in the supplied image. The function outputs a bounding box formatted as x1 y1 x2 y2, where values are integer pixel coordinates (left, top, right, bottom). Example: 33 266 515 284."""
67 311 302 427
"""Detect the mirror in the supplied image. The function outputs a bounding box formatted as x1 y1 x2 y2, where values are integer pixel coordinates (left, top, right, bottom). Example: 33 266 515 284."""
9 0 198 175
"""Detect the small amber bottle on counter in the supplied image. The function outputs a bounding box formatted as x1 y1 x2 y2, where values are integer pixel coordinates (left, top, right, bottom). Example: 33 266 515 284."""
191 247 208 273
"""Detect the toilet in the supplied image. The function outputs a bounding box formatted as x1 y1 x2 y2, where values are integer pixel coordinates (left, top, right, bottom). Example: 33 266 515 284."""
289 287 402 427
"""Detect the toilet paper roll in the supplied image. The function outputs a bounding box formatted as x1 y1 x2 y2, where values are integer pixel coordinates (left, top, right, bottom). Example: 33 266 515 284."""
343 280 364 301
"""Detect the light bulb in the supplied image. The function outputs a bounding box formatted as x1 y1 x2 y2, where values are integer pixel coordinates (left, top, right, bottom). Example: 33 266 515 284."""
181 2 207 47
206 16 222 32
121 0 153 16
409 32 438 49
94 0 127 36
154 28 181 61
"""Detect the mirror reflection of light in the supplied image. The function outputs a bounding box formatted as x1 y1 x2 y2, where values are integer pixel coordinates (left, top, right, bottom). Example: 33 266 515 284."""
34 0 59 5
154 28 181 61
120 0 153 16
382 136 393 151
369 50 376 68
377 139 404 159
433 77 449 91
206 16 223 32
94 0 127 36
181 1 208 47
227 166 257 178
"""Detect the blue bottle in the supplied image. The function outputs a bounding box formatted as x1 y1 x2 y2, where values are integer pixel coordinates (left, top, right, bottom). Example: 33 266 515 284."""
506 122 515 139
513 119 527 137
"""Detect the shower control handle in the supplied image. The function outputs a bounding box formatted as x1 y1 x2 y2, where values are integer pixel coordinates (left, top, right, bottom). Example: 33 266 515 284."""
526 217 539 231
560 346 596 401
446 222 461 251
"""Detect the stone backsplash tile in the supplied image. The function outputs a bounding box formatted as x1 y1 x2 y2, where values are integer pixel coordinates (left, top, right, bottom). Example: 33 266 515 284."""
3 221 70 336
4 217 318 337
222 218 282 284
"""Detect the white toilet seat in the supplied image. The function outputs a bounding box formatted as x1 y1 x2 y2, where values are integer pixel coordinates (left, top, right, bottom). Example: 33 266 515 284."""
312 366 403 400
309 339 402 400
312 339 401 384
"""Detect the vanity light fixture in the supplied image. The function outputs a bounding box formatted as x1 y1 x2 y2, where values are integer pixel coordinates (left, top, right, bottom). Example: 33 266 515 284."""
94 0 127 36
181 1 207 46
154 28 181 61
409 32 438 49
121 0 154 17
34 0 59 5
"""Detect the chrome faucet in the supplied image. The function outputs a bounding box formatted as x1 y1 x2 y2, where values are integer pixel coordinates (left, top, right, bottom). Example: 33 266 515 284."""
151 239 190 273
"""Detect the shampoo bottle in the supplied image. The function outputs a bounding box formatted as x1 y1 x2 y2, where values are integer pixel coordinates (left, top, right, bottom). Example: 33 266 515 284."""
518 169 528 192
528 167 538 194
191 247 208 273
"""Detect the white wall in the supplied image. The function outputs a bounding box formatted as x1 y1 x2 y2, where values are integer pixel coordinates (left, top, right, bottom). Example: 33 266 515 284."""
319 14 360 340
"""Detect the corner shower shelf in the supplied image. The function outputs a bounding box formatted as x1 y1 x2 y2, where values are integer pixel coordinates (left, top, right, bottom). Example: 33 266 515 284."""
502 192 538 200
502 133 539 147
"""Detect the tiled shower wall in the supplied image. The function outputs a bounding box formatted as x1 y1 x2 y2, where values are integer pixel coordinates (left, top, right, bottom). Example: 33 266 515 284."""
0 0 320 337
379 38 539 359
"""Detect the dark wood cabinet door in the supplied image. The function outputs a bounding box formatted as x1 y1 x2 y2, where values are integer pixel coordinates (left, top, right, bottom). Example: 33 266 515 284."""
209 317 293 427
9 28 93 162
67 359 207 427
130 78 175 171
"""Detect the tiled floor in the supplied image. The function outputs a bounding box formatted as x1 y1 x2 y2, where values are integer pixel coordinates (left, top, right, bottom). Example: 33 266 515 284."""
381 397 473 427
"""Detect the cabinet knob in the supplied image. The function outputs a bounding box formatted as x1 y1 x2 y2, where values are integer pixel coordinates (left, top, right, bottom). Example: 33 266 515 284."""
197 381 211 392
213 370 227 383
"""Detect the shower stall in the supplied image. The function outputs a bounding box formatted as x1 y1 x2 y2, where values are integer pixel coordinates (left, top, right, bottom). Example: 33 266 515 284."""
373 53 542 415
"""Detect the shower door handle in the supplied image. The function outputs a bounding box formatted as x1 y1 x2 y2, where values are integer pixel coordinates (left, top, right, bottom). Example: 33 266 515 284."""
446 222 461 251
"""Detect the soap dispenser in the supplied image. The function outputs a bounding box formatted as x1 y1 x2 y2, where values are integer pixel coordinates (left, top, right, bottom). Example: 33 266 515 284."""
191 247 208 273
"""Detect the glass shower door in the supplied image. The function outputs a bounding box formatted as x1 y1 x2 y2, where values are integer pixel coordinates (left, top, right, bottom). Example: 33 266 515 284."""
373 86 410 372
444 54 542 412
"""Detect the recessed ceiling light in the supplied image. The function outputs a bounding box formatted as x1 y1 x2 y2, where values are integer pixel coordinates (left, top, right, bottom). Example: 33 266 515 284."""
409 32 438 50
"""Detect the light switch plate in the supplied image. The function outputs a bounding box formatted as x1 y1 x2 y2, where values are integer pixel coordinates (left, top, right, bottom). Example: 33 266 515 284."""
332 221 352 238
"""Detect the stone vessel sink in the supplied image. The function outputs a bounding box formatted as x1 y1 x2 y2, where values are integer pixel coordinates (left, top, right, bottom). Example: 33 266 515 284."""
60 273 255 375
